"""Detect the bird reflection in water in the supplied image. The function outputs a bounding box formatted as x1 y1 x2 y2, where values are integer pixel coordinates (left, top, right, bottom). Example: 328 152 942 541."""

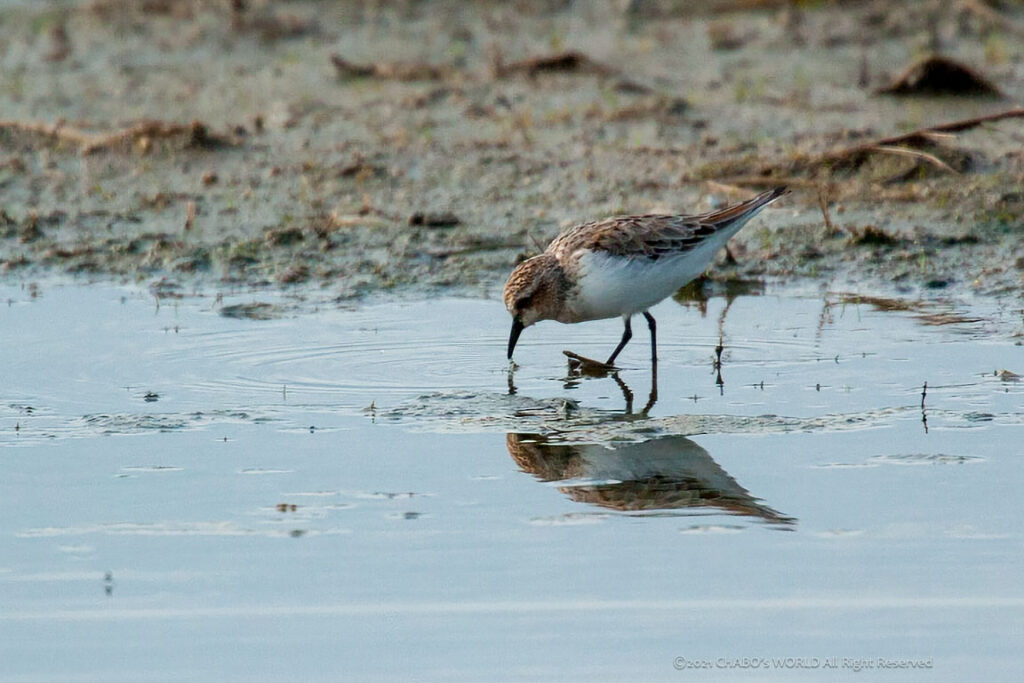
507 432 794 527
507 343 792 526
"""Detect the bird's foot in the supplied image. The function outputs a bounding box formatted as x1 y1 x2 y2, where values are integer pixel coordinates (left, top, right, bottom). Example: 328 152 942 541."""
563 350 617 375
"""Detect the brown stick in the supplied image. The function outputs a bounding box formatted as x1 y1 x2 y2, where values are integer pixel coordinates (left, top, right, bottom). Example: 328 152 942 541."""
814 107 1024 170
873 107 1024 144
330 53 448 81
0 119 233 154
868 145 958 173
817 183 835 232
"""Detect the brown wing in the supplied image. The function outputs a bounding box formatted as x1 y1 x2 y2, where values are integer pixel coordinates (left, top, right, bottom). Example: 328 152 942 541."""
548 214 711 261
549 186 787 262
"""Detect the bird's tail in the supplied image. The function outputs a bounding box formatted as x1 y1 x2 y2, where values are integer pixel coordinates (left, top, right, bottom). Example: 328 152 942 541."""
701 186 788 230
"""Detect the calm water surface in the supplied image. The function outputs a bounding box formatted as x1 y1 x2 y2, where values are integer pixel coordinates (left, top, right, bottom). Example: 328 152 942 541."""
1 284 1022 681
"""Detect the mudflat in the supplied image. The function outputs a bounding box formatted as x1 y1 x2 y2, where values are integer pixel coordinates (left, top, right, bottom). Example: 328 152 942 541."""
1 0 1022 298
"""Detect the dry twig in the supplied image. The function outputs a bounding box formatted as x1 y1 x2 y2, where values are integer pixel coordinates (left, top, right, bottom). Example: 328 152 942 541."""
0 119 235 154
330 54 449 81
724 107 1024 183
868 145 958 173
817 183 835 233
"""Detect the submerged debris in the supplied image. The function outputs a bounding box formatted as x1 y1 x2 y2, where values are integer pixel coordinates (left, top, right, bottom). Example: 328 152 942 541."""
835 294 983 327
219 302 284 320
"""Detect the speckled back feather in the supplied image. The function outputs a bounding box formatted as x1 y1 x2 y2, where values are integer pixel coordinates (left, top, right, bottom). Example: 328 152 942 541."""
548 186 787 262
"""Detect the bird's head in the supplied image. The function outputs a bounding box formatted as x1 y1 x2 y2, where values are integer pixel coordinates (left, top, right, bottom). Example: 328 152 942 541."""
503 253 566 359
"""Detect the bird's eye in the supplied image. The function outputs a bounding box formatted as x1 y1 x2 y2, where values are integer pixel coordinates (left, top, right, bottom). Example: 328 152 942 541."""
515 294 533 311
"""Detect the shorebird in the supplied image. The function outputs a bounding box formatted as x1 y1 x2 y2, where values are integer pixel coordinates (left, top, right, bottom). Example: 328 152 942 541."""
504 186 787 367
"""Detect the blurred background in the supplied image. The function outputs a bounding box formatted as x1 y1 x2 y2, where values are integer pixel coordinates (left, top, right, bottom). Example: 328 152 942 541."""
0 0 1021 298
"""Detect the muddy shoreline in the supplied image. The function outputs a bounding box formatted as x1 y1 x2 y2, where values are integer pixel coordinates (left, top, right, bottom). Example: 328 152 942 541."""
1 1 1022 302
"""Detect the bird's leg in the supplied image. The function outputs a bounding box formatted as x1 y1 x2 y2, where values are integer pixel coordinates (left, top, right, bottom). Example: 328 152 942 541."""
611 371 634 414
604 316 633 366
642 361 658 415
643 311 657 364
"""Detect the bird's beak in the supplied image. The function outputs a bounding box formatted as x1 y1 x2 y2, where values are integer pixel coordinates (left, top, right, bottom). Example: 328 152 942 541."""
507 318 524 359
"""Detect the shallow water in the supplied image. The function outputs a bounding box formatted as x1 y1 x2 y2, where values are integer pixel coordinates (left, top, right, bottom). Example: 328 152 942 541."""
2 284 1022 681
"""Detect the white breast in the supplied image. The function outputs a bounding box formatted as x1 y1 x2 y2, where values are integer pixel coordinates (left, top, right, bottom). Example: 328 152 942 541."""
566 243 712 321
564 217 755 323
